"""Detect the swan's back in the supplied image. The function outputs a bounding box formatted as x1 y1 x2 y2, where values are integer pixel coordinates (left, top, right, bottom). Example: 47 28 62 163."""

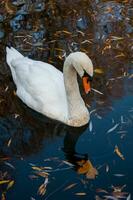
6 47 68 122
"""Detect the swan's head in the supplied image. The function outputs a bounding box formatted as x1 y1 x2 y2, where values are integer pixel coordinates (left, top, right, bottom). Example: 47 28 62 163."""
66 52 93 94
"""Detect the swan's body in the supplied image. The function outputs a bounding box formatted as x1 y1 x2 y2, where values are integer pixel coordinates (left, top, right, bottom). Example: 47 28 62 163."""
6 47 93 127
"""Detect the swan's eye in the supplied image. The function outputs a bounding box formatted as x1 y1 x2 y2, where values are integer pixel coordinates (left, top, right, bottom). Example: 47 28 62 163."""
88 75 93 82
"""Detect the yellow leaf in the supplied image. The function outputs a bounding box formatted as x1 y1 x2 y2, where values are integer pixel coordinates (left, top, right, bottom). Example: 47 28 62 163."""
94 68 104 74
0 180 10 185
75 192 86 196
7 180 14 190
62 30 72 35
32 166 42 171
114 145 125 160
115 53 125 58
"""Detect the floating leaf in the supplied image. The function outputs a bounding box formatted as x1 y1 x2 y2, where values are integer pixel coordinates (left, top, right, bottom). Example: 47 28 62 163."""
127 194 131 200
107 124 119 133
94 68 104 74
115 53 125 58
31 197 36 200
7 138 12 147
113 174 125 177
64 183 77 191
4 162 15 169
7 180 14 190
38 183 46 196
35 171 49 178
32 166 42 171
104 195 118 200
29 175 38 180
114 145 125 160
62 160 74 167
111 36 124 40
89 121 93 132
0 180 10 185
75 192 86 196
5 0 16 14
91 88 103 95
106 164 109 173
1 193 6 200
62 30 72 35
96 188 108 194
77 159 98 179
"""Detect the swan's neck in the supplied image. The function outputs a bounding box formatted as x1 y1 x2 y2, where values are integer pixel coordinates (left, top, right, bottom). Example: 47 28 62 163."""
63 59 89 126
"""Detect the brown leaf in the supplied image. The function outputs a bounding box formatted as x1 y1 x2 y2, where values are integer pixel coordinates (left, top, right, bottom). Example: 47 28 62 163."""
64 183 77 191
35 171 49 178
77 160 98 179
1 193 6 200
5 0 16 14
96 188 108 194
37 183 46 196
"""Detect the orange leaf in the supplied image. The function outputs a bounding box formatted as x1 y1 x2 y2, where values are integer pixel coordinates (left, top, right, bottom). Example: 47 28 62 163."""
114 145 125 160
77 160 98 179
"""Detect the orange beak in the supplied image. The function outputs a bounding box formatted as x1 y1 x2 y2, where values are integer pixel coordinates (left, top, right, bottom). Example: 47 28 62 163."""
82 76 91 94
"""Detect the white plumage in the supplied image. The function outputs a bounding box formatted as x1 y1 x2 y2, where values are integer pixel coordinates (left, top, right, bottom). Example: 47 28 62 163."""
6 47 93 127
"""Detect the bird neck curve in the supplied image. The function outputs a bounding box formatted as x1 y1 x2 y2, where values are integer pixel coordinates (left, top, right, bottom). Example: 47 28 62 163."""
63 56 89 127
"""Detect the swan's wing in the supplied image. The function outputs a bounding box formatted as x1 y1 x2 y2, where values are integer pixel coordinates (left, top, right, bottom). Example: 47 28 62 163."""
11 57 68 121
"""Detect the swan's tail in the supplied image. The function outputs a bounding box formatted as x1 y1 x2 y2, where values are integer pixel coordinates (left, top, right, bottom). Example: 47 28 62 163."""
6 46 23 67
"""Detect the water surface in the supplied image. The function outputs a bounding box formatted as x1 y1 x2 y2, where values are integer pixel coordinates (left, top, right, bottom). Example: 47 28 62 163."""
0 0 133 199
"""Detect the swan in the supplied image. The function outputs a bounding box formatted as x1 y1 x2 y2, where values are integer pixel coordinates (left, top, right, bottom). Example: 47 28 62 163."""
6 47 93 127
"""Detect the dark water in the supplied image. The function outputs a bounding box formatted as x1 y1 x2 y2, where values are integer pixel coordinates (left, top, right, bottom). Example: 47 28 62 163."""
0 0 133 199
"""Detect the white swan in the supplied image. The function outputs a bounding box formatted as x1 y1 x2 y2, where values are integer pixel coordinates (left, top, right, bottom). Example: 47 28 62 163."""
6 47 93 127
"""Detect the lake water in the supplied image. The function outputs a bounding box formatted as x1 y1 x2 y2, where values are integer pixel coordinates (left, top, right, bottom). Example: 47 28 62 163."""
0 0 133 199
